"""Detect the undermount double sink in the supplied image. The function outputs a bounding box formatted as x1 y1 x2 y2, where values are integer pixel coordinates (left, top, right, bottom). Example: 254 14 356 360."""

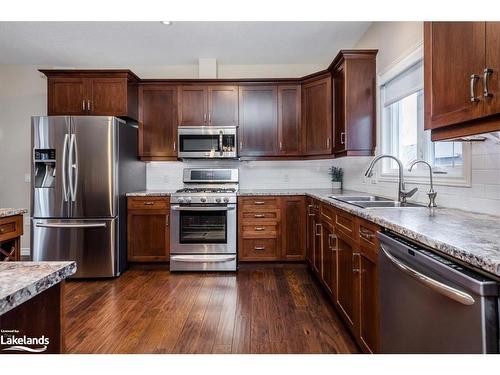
330 195 424 209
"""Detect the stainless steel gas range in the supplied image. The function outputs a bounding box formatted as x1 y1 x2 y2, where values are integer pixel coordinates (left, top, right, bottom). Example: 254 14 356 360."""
170 168 238 271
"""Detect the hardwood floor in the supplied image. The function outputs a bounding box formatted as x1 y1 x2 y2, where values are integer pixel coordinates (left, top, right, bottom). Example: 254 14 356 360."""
64 263 360 354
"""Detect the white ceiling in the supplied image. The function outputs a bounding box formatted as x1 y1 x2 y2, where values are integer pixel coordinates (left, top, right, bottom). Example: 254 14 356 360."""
0 22 371 67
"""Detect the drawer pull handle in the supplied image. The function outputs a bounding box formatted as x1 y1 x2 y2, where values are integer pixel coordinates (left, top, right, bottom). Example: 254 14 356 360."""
254 201 265 205
143 202 155 205
254 227 265 231
254 214 265 218
360 228 375 240
254 246 265 251
0 228 5 233
315 223 321 236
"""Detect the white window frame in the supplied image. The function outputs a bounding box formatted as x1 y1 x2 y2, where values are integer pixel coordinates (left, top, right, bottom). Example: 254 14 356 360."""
376 42 472 187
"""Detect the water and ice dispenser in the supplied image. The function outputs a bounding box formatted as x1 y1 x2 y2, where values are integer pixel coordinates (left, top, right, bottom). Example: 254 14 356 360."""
34 149 56 188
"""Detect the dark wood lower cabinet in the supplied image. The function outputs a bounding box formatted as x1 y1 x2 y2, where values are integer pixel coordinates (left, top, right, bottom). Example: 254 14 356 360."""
127 197 170 262
305 198 380 353
281 196 306 260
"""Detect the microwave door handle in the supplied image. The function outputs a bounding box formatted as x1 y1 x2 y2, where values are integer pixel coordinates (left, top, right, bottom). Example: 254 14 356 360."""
219 130 224 156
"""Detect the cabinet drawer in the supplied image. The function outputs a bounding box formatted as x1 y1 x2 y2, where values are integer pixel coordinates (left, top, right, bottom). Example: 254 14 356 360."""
128 197 169 210
242 224 278 239
240 238 278 260
320 203 335 224
0 215 22 243
359 221 379 248
240 197 279 209
241 210 279 222
336 209 355 234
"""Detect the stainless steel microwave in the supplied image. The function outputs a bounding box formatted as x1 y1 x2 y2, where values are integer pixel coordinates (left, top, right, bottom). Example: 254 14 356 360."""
177 126 238 159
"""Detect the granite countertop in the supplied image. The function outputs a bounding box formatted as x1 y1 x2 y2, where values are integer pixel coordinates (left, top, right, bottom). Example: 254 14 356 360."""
126 187 500 276
0 208 28 218
0 262 76 315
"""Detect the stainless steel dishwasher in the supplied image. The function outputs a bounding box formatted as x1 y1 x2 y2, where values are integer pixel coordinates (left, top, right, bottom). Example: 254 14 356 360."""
378 231 500 354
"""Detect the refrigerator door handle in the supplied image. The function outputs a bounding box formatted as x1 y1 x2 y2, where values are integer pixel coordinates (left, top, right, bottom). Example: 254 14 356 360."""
68 134 78 202
35 222 107 229
61 133 70 202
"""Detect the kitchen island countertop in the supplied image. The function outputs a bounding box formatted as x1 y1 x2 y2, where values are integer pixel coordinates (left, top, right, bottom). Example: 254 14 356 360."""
0 208 28 218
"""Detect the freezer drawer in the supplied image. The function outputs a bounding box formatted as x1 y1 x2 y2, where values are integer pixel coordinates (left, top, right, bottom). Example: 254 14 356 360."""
31 218 117 278
170 254 237 271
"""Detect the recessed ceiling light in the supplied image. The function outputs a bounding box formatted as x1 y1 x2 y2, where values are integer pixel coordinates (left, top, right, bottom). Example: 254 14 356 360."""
160 21 172 26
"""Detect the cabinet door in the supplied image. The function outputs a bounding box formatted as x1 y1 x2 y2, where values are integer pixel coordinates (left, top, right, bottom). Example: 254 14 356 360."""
336 230 357 329
127 210 170 262
47 77 88 115
305 199 315 266
424 22 486 129
281 196 306 260
238 85 278 156
321 221 336 297
278 85 301 155
178 86 208 126
359 251 379 353
139 85 178 158
89 78 128 116
302 77 332 155
484 22 500 117
333 65 346 153
208 86 238 126
313 218 322 275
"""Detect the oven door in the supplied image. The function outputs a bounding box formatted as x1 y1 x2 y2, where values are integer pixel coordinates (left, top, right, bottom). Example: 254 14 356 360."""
170 204 236 254
177 127 237 158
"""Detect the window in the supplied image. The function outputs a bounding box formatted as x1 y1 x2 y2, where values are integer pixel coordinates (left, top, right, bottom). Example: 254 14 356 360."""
379 52 470 185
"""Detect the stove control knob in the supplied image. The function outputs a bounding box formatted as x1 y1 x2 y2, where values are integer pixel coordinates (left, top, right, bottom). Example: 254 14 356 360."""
215 197 222 203
223 197 230 203
185 197 192 204
177 197 185 203
200 197 207 203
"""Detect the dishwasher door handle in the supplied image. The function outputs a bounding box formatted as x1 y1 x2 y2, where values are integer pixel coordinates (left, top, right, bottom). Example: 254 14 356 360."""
380 244 475 306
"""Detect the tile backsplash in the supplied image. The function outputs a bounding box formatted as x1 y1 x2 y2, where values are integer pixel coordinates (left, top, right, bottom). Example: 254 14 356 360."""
146 139 500 216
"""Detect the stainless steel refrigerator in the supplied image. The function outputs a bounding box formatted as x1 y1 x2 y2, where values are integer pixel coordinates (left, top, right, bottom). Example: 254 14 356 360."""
30 116 145 277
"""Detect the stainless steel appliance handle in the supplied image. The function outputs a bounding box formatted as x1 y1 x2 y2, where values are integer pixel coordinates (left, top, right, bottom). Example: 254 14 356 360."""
171 255 235 263
68 134 78 201
380 244 475 306
171 206 235 211
219 130 224 156
35 222 107 228
61 133 70 202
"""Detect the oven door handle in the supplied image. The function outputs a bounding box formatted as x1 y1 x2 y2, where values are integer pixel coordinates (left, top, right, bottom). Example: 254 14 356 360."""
171 255 236 263
171 206 235 211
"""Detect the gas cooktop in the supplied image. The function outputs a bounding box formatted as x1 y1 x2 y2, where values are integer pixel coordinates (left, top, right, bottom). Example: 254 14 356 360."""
175 187 237 194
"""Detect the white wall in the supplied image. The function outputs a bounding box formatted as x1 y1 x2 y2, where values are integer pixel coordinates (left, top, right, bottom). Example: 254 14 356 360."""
328 21 500 216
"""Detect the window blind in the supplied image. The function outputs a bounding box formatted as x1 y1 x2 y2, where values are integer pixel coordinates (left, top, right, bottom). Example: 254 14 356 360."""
382 59 423 107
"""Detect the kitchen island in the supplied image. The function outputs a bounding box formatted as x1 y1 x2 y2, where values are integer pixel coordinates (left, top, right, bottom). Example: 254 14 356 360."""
0 262 76 353
0 208 27 262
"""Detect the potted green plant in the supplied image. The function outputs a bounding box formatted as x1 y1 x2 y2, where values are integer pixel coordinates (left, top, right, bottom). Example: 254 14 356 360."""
329 166 343 190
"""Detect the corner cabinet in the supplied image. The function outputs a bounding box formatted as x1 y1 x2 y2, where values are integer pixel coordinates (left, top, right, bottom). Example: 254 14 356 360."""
330 50 377 156
138 84 178 161
127 197 170 262
41 70 139 120
425 22 500 140
301 75 333 156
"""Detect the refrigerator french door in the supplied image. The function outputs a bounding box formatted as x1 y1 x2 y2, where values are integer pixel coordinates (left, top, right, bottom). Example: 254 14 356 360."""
31 116 143 278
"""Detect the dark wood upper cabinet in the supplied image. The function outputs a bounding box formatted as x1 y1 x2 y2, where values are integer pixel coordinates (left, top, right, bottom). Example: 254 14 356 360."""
208 86 238 126
281 196 306 260
330 50 377 156
301 75 332 156
238 85 278 156
178 85 238 126
138 85 178 160
178 85 208 126
278 85 301 155
42 70 139 120
47 77 88 115
425 22 500 140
